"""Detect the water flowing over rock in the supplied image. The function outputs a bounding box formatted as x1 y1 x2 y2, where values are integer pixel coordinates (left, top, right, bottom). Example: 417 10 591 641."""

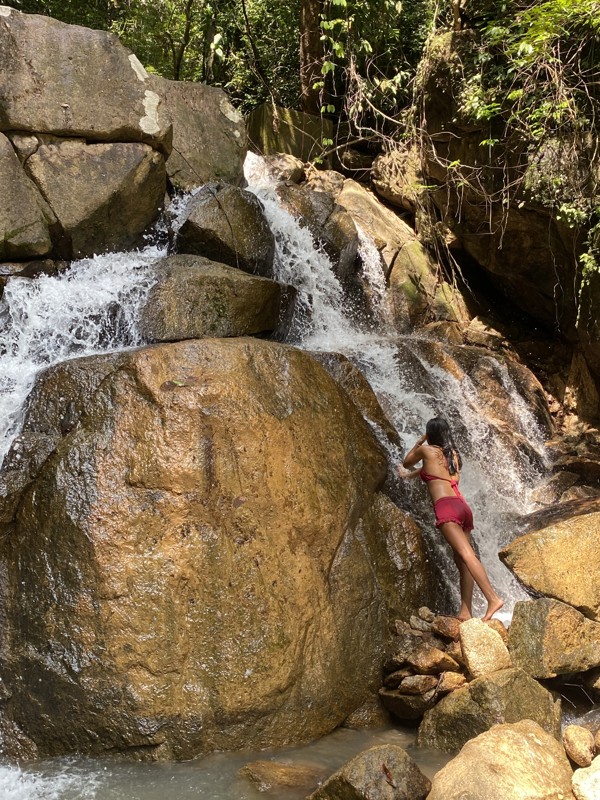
500 511 600 620
176 183 276 277
149 76 246 191
0 337 435 761
307 744 431 800
24 138 166 259
137 254 286 342
0 7 172 152
508 599 600 679
417 668 561 752
427 721 575 800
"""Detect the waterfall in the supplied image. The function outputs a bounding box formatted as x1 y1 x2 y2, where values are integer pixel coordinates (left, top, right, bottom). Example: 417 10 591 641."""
245 152 547 617
0 247 163 466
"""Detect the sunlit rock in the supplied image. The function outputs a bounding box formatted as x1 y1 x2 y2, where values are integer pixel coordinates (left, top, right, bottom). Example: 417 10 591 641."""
508 598 600 679
177 183 275 277
501 513 600 621
417 668 561 752
572 756 600 800
149 76 246 192
427 720 575 800
0 133 55 259
563 725 595 768
25 138 165 258
138 255 286 342
0 7 172 153
0 338 414 760
459 618 512 678
307 744 431 800
238 759 326 793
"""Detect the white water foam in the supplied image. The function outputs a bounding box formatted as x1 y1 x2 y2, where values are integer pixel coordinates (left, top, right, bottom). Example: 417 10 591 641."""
0 763 97 800
245 151 547 616
0 246 163 465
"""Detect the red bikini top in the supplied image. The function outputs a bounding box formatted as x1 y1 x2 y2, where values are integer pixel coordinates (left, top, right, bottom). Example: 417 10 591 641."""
420 470 462 497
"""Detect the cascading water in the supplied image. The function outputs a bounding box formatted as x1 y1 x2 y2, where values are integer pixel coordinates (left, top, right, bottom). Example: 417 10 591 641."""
244 151 548 617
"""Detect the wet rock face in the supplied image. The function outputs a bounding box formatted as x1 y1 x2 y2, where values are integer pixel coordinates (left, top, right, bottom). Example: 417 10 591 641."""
0 337 395 760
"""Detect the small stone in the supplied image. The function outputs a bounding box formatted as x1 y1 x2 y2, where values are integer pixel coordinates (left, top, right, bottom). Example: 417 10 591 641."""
379 687 437 721
418 606 435 622
431 615 461 641
446 639 465 666
484 618 509 644
563 725 596 767
238 759 326 791
460 618 512 678
436 671 467 694
410 614 432 633
572 755 600 800
595 728 600 754
398 675 439 695
383 668 413 688
407 644 460 675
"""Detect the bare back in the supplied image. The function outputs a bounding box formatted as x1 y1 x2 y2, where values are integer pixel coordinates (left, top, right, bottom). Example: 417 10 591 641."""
419 444 461 502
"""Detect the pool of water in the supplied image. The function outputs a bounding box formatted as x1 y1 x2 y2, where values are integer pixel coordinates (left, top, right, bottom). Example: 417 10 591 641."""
0 726 450 799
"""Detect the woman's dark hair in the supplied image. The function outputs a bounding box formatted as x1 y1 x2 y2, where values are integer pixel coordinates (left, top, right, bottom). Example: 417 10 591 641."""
426 417 462 475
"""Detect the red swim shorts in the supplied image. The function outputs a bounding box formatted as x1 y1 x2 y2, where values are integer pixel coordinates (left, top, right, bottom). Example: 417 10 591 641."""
434 495 474 533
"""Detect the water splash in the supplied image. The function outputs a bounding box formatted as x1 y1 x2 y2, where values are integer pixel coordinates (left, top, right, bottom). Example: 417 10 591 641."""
245 151 547 616
0 247 163 465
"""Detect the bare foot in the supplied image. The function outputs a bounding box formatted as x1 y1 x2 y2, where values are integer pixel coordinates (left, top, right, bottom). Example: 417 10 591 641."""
457 612 472 621
482 596 505 621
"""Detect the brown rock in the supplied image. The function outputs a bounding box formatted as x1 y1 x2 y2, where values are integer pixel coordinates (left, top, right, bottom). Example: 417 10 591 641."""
407 644 460 675
0 338 391 760
238 759 326 792
500 511 600 620
379 688 437 721
417 668 561 752
572 756 600 800
176 183 275 277
307 743 431 800
595 729 600 753
431 615 462 640
508 599 600 679
138 255 284 342
446 639 465 666
383 669 413 688
25 138 165 258
563 725 595 768
485 618 509 644
460 618 512 678
397 675 439 695
427 720 575 800
436 671 467 694
418 606 435 622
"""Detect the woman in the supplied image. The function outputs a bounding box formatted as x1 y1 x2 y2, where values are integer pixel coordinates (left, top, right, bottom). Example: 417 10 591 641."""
400 417 504 621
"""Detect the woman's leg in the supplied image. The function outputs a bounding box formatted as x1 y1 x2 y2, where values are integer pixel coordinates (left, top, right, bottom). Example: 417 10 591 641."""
439 522 504 620
453 547 474 620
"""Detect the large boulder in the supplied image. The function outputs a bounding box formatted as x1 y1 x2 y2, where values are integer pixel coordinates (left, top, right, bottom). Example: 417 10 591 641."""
417 668 561 752
176 183 275 277
427 720 575 800
149 76 246 191
459 618 512 678
573 756 600 800
137 254 285 342
508 599 600 679
500 511 600 620
0 132 56 259
0 7 171 153
0 338 401 760
307 744 431 800
23 138 165 258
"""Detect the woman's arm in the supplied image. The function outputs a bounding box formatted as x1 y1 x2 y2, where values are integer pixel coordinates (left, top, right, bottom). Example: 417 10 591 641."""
402 434 427 468
397 466 421 479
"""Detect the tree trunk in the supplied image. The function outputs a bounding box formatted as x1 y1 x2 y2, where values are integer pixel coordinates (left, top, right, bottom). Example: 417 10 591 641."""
300 0 324 115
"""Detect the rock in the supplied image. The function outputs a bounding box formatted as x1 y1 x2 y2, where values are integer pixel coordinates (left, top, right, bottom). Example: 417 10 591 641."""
383 631 431 672
149 76 245 191
176 183 275 277
500 511 600 620
508 599 600 679
342 696 392 729
0 8 172 153
485 618 509 644
383 669 413 689
563 725 595 768
436 672 467 694
0 132 55 259
397 675 439 695
431 615 461 641
379 688 437 721
0 338 392 760
446 639 465 666
596 729 600 753
418 606 435 622
25 138 165 258
238 759 326 792
247 103 333 163
262 153 305 183
409 614 432 633
417 668 561 752
427 720 575 800
407 644 460 675
307 743 431 800
459 618 512 678
572 756 600 800
137 255 284 342
309 353 400 447
371 145 423 213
